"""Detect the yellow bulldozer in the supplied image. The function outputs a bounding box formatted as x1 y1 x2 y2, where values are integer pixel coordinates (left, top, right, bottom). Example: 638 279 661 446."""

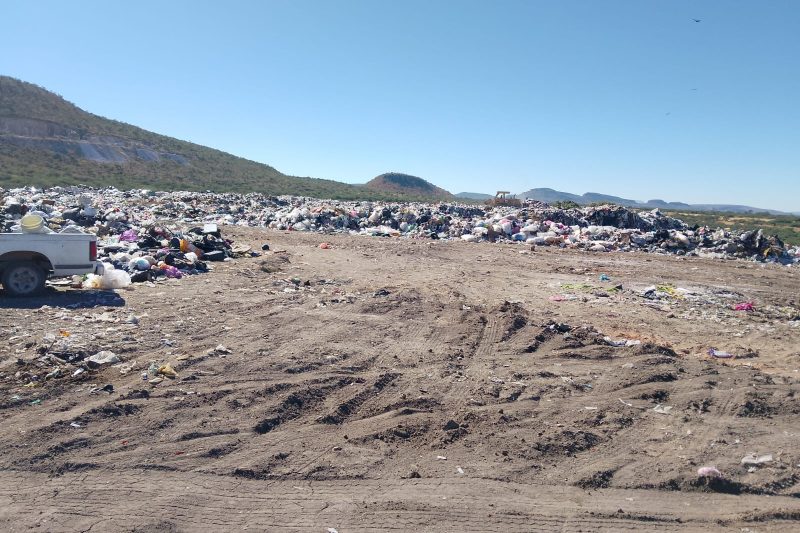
485 191 522 208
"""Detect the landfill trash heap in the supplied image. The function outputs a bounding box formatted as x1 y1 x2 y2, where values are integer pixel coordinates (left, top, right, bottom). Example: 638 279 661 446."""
1 186 251 287
1 186 797 266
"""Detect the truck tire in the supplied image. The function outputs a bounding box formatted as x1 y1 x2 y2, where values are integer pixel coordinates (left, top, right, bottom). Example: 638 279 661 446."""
1 261 47 297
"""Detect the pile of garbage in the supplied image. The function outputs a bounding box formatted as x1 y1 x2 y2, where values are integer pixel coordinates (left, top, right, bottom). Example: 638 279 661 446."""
1 187 248 287
1 186 797 265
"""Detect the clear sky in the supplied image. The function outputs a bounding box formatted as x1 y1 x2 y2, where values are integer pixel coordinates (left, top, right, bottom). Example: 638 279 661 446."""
2 1 799 211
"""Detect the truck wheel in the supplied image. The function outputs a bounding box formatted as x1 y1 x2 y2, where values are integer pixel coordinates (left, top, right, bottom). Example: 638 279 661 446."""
1 262 46 297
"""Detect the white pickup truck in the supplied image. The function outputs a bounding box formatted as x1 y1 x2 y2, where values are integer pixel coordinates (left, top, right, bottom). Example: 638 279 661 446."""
0 233 104 296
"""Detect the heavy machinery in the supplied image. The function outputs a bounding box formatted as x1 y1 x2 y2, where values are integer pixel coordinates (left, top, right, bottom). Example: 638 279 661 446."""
485 191 522 208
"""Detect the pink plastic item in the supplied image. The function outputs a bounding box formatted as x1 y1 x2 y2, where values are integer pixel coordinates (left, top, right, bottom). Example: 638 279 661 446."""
119 229 138 242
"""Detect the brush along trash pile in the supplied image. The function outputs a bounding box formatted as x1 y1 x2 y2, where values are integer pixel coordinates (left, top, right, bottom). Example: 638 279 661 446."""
1 186 798 264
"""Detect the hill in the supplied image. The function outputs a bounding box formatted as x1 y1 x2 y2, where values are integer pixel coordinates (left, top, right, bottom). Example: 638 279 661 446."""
365 172 453 200
455 192 493 200
0 76 427 200
517 187 790 215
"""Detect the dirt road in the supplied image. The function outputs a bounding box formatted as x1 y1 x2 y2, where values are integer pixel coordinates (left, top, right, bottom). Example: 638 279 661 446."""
1 228 799 531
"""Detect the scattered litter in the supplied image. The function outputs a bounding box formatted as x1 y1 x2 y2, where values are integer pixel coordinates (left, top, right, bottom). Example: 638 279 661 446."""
653 404 673 414
604 337 641 347
208 345 232 356
83 267 131 290
70 422 82 428
548 294 577 302
157 364 178 379
708 348 735 359
87 351 121 366
741 454 773 466
642 284 687 300
561 283 596 292
697 466 722 478
618 398 645 409
599 273 611 282
734 302 755 311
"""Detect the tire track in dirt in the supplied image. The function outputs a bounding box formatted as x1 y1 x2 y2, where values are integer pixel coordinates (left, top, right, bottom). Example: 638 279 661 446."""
2 470 798 532
317 372 401 424
475 315 500 359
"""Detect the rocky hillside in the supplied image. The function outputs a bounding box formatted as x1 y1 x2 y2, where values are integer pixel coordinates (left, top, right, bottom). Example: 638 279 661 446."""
365 172 453 200
0 76 412 200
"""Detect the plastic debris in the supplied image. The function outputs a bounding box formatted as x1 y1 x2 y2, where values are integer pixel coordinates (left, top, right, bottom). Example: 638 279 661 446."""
548 294 577 302
87 351 121 366
708 348 735 359
604 337 642 347
653 404 673 414
83 266 131 290
157 363 178 379
697 466 722 478
210 345 232 356
734 302 755 311
741 454 773 466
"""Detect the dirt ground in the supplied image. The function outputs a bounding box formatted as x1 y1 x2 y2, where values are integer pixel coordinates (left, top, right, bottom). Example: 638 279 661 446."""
1 226 799 532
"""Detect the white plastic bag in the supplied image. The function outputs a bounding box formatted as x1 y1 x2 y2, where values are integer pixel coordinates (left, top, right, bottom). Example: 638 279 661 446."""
83 264 131 290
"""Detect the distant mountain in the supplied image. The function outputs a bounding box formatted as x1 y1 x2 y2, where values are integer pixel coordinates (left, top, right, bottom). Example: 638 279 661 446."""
582 191 640 205
517 187 791 215
0 76 430 201
365 172 454 200
515 188 578 204
455 192 493 200
644 199 692 209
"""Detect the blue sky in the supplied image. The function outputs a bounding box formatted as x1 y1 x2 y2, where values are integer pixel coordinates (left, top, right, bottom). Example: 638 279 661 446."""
2 0 799 211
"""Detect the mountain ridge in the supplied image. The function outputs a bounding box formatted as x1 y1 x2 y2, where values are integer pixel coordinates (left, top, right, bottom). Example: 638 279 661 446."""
0 76 437 201
517 187 793 215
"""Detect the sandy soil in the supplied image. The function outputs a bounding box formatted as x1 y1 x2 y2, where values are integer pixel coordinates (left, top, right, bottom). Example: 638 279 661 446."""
1 227 799 532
